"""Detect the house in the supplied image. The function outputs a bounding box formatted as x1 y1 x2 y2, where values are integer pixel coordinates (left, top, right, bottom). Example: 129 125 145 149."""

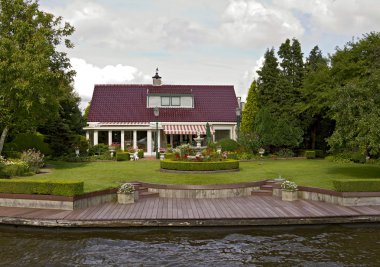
84 70 241 156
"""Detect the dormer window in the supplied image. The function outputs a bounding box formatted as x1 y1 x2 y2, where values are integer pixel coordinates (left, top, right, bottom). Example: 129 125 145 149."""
148 94 193 108
161 96 170 106
160 96 182 107
171 96 180 106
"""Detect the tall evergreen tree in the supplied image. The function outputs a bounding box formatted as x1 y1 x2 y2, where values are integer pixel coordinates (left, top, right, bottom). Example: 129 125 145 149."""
38 91 85 156
298 45 333 149
256 48 280 109
241 81 258 134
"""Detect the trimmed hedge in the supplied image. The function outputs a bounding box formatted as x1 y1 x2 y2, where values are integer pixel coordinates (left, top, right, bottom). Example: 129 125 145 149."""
333 179 380 192
160 159 239 171
138 149 144 158
305 150 316 159
116 152 130 161
0 179 84 196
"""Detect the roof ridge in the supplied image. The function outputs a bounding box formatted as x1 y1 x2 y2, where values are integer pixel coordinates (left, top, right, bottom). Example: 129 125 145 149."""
94 84 234 87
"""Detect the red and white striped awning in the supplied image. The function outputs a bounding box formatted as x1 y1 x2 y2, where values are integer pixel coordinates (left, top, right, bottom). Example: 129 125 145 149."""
163 125 214 135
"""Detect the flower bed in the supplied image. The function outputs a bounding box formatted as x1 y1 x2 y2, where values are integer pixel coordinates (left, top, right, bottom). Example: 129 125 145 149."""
160 159 239 171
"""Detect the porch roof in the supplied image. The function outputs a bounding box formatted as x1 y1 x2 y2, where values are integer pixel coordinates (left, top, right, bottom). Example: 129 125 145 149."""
163 125 214 135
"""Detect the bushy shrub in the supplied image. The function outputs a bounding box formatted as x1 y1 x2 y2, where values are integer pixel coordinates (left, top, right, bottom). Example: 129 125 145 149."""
58 155 93 162
227 152 238 160
138 149 144 158
325 152 367 164
350 152 366 164
0 157 30 178
278 148 295 158
116 152 130 161
2 151 22 159
325 155 352 163
218 138 240 152
238 153 254 160
6 132 51 155
88 144 109 156
305 150 316 159
0 179 84 196
333 179 380 192
20 149 45 173
160 159 239 171
315 149 324 158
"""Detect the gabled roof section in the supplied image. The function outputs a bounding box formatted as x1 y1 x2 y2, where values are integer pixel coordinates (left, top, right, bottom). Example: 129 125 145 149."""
87 84 238 123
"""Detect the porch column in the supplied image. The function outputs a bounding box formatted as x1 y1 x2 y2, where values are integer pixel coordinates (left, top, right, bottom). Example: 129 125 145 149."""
133 130 137 149
180 134 183 143
170 134 173 147
121 130 125 151
108 130 112 146
93 130 98 145
157 130 161 151
147 130 152 155
189 134 192 144
86 131 90 140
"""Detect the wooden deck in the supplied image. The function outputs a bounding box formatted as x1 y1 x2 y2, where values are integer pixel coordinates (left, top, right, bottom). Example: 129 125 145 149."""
1 196 380 227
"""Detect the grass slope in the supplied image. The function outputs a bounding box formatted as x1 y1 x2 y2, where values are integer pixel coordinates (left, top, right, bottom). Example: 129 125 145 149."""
35 159 380 192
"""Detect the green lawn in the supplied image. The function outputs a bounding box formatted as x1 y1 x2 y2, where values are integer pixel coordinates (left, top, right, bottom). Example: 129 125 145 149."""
31 159 380 192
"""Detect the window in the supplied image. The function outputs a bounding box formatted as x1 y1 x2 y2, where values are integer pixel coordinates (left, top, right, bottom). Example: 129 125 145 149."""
171 96 180 106
161 96 170 106
215 130 230 141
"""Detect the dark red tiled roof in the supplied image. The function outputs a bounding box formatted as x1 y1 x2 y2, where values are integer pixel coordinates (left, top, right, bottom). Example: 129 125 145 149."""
88 84 238 123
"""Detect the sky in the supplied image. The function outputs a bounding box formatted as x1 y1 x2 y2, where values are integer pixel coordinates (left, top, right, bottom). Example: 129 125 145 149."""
39 0 380 109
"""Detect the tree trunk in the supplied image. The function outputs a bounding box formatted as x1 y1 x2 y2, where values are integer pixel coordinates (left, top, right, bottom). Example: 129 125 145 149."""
311 124 317 150
0 126 9 155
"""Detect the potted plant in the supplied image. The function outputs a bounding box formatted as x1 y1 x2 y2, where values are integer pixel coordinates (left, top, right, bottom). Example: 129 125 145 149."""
281 180 298 201
117 183 136 204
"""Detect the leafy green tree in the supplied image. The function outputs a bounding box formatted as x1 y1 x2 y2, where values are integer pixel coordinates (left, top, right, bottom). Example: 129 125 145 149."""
241 80 258 134
254 108 303 150
255 41 304 150
38 91 85 156
83 101 91 123
328 32 380 156
0 0 75 155
297 46 334 149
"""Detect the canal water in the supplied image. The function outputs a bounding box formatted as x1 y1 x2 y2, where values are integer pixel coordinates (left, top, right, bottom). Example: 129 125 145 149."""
0 224 379 266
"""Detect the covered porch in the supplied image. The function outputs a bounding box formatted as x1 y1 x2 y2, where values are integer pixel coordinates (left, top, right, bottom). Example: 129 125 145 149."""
84 122 235 156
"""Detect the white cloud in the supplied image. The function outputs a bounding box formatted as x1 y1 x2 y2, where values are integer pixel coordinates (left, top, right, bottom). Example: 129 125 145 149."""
220 0 304 48
273 0 380 35
237 56 264 101
71 58 150 109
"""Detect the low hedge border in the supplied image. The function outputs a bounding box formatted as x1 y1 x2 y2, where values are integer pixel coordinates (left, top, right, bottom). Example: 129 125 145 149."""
333 179 380 192
160 159 239 171
116 152 130 161
0 179 84 196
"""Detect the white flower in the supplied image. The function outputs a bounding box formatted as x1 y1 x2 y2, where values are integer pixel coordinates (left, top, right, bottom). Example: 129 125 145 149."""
281 180 298 191
118 183 135 194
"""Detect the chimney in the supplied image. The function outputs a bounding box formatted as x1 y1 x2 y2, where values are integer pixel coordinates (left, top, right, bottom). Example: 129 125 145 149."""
152 67 162 86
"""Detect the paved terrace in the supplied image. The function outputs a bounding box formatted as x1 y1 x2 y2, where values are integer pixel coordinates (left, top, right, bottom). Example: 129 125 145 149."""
1 196 380 227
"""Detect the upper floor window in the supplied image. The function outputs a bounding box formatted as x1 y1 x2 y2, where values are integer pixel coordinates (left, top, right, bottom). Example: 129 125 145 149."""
161 96 170 106
148 95 193 108
171 96 180 106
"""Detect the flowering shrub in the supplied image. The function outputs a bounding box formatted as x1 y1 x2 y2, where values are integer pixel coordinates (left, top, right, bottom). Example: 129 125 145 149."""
20 149 44 173
0 156 29 178
281 180 298 191
118 183 135 194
